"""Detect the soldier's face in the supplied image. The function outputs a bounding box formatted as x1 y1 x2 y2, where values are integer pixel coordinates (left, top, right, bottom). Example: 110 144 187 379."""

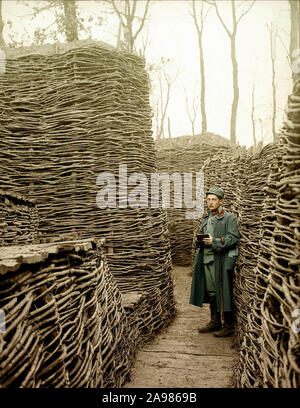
206 194 222 211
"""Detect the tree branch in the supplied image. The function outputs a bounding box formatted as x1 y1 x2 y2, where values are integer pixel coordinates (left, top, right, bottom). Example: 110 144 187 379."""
191 0 201 35
236 0 255 25
130 0 137 22
111 0 126 27
132 0 150 42
205 0 232 37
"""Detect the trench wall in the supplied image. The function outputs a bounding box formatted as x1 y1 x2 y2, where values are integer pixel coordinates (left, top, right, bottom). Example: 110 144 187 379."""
0 41 175 387
0 190 39 246
194 74 300 386
0 239 137 387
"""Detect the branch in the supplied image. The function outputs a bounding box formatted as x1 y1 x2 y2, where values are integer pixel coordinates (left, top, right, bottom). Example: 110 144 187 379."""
191 0 202 34
111 0 126 27
205 0 232 37
130 0 137 22
203 2 212 23
236 0 255 25
132 0 150 42
276 30 291 67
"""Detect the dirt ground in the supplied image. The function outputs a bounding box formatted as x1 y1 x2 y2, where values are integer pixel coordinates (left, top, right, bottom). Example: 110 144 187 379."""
124 265 238 388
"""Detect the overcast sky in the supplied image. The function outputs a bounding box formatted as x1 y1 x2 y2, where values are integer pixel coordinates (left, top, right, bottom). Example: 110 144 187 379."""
2 0 293 147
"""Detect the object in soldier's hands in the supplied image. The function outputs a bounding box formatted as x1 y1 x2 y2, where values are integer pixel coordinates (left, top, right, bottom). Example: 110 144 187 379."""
197 233 210 242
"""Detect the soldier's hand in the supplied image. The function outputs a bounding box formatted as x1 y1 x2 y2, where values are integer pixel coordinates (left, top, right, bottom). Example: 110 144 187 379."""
203 234 213 246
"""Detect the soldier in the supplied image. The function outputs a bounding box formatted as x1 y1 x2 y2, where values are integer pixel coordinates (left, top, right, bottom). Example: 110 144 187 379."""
190 186 240 337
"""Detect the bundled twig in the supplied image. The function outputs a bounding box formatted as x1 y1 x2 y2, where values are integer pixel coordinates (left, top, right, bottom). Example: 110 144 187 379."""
192 128 299 387
0 41 175 356
0 190 39 246
0 239 135 388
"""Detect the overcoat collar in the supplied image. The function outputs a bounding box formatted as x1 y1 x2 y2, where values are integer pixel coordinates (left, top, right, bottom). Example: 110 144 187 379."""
204 205 225 220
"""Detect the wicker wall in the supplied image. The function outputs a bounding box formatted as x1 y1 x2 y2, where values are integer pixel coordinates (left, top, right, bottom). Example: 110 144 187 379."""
193 132 299 387
0 239 135 387
0 41 175 387
0 41 175 346
0 189 39 246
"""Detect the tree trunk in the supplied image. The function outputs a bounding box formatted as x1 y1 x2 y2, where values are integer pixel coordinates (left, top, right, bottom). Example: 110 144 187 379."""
63 0 79 42
230 34 239 145
192 0 208 134
199 31 207 134
155 100 160 140
116 19 122 49
167 116 171 138
192 119 195 137
0 0 5 48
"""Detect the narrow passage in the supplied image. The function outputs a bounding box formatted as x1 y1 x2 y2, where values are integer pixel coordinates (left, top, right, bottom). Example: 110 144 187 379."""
124 265 238 388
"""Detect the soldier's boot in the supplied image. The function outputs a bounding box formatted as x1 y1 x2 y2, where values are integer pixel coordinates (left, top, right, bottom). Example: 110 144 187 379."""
198 297 222 333
213 311 235 337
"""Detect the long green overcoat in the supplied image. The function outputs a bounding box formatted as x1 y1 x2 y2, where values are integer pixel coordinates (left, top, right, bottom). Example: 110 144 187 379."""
190 208 240 312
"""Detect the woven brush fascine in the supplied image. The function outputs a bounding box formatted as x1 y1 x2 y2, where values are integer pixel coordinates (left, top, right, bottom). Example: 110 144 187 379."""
0 189 39 246
156 135 233 266
0 239 135 388
258 75 300 388
191 132 299 387
0 42 175 355
235 77 300 389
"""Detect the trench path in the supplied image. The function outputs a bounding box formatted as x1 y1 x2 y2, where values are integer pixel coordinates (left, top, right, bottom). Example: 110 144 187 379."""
124 265 238 388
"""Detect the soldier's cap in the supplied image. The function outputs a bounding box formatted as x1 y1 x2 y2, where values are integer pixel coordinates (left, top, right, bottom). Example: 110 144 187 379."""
206 186 224 199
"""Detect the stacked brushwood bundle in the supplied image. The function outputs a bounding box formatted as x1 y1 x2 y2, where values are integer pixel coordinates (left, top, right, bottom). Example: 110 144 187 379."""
235 143 285 387
0 41 175 354
156 135 232 265
0 239 135 388
0 189 39 246
192 138 299 387
235 78 300 388
155 132 232 149
232 145 277 349
258 75 300 388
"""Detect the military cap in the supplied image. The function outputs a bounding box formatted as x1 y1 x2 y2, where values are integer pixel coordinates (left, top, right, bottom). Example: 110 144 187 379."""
206 186 224 199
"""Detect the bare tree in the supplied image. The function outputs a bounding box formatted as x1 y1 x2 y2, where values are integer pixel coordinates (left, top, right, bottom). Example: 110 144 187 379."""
267 22 277 141
10 0 96 46
167 116 171 138
109 0 151 53
205 0 255 145
138 29 150 58
63 0 78 42
190 0 211 134
258 118 265 147
149 57 178 140
158 69 177 139
184 88 199 137
0 0 5 48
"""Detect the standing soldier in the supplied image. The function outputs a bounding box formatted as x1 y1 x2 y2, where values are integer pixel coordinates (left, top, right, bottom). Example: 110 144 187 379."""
190 186 240 337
